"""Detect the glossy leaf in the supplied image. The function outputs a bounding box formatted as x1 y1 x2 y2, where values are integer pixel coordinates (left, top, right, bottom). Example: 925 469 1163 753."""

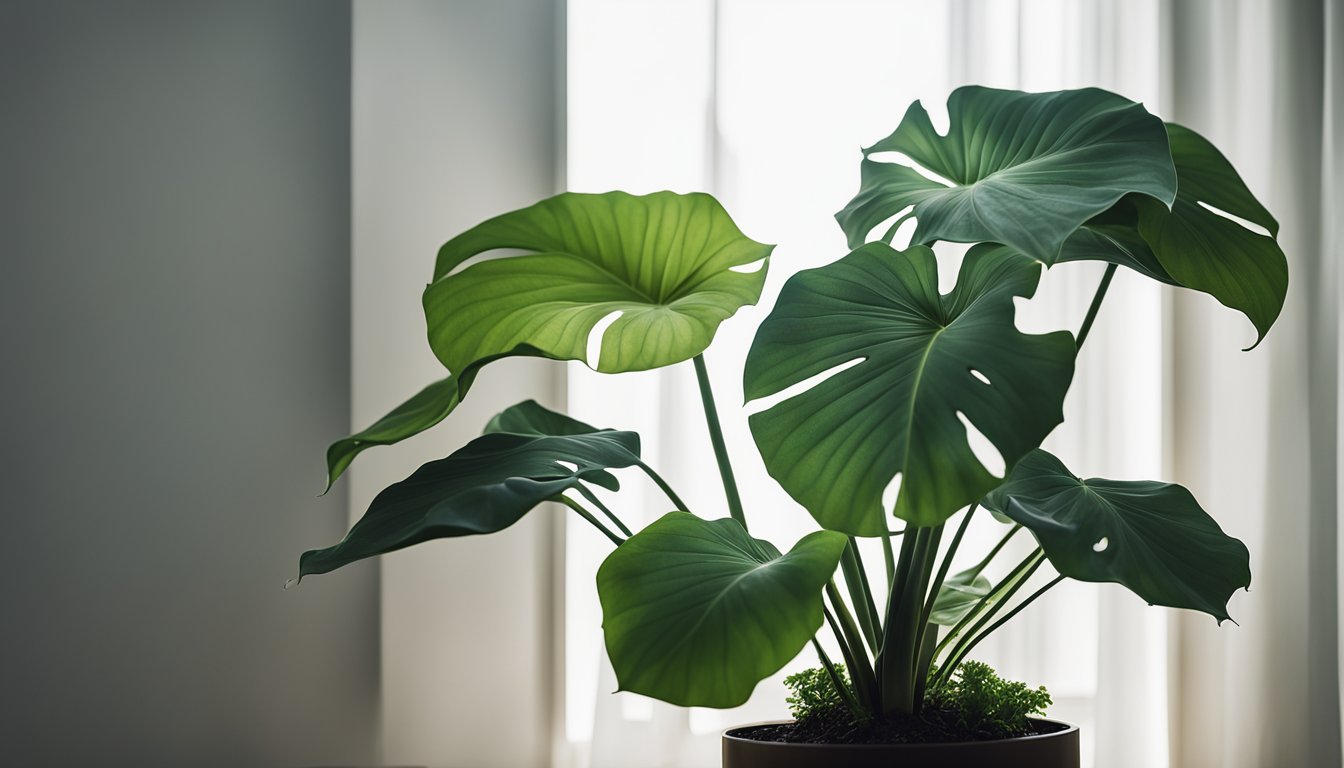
300 415 641 578
744 242 1075 533
425 190 772 374
982 449 1251 623
1135 124 1288 347
597 513 847 707
836 86 1177 262
930 568 993 626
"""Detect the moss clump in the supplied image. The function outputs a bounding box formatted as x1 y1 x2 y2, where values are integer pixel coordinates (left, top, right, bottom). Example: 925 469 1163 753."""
924 660 1052 739
784 664 853 722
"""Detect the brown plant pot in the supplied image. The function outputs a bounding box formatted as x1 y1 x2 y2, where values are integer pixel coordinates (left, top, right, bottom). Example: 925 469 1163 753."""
722 718 1080 768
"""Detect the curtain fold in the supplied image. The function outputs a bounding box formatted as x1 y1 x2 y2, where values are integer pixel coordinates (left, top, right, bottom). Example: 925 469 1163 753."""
1164 1 1340 766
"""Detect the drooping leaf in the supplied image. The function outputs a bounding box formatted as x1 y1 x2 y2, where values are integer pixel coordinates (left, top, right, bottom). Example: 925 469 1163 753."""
982 449 1251 623
1135 123 1288 347
1054 201 1176 284
300 417 641 578
744 242 1075 533
597 513 847 708
425 190 772 374
930 568 993 626
325 192 769 488
484 398 604 437
836 86 1177 262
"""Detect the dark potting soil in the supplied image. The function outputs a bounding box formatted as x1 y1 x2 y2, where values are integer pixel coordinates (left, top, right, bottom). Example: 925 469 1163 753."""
736 710 1068 746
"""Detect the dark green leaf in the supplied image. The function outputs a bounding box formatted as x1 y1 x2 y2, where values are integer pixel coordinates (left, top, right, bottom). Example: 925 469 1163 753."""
982 449 1251 623
1054 201 1176 284
930 568 993 626
597 513 847 707
744 242 1075 533
484 398 603 437
300 424 641 578
836 86 1177 262
1135 124 1288 347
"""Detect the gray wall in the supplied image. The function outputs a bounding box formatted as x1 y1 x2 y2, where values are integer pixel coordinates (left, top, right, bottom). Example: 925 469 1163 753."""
0 2 379 766
351 3 564 766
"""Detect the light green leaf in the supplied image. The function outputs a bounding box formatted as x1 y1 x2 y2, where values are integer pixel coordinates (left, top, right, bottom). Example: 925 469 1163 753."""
1136 124 1288 347
597 513 847 708
324 192 768 488
744 242 1075 533
836 86 1177 262
930 568 993 626
982 449 1251 623
300 406 641 578
426 190 772 374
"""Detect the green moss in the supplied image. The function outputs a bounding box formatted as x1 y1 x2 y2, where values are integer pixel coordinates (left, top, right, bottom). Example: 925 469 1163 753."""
784 664 852 722
924 660 1052 739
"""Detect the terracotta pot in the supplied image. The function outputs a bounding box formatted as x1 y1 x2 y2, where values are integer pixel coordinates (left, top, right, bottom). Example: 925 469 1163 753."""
721 718 1079 768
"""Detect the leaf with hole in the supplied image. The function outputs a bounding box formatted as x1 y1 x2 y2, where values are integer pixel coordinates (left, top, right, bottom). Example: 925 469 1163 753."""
597 513 847 707
982 449 1251 622
744 242 1075 533
835 86 1177 262
323 192 769 488
1134 123 1288 347
300 401 640 579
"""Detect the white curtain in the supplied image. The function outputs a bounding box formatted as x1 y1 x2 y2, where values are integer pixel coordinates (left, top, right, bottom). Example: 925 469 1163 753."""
559 2 1343 767
1164 1 1342 767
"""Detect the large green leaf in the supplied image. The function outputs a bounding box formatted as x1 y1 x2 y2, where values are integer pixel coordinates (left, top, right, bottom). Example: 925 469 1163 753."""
1135 124 1288 347
1054 200 1176 284
597 513 847 708
744 242 1075 533
300 404 640 578
425 190 772 374
325 192 768 488
982 449 1251 623
836 86 1177 262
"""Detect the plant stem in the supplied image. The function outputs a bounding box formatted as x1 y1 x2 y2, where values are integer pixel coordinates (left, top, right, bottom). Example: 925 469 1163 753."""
933 546 1040 659
935 551 1046 687
825 606 877 711
840 539 882 654
951 575 1065 669
636 460 690 512
555 495 625 546
573 484 633 537
919 505 976 631
1076 262 1117 350
692 354 747 529
881 529 896 585
879 524 942 715
811 638 863 717
968 523 1022 579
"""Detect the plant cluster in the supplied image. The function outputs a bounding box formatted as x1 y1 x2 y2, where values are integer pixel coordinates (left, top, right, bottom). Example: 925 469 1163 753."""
298 86 1286 732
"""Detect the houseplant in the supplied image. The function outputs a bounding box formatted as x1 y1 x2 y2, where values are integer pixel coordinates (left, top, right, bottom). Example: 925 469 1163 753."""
298 86 1287 767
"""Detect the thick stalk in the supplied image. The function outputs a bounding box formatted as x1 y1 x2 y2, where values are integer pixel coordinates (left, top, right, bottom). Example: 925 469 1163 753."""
692 354 746 529
826 583 879 704
878 524 942 715
919 505 976 630
555 495 625 546
1075 263 1117 350
636 460 690 512
840 539 882 654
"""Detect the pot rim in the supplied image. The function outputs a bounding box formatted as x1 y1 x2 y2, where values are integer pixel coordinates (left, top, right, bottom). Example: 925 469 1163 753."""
722 717 1078 750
